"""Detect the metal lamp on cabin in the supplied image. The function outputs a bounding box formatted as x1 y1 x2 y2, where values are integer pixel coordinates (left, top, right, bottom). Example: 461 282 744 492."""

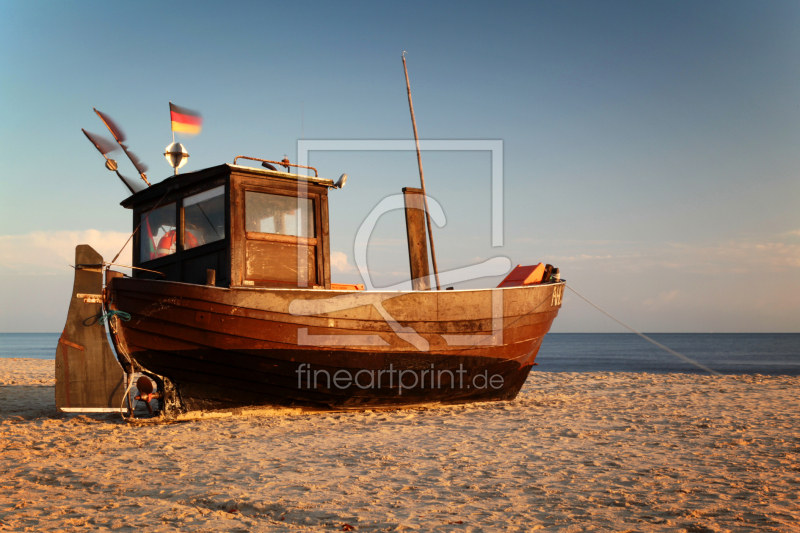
164 142 189 174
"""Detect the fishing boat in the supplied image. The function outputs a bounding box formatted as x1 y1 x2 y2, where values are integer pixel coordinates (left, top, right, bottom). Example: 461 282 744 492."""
56 156 564 420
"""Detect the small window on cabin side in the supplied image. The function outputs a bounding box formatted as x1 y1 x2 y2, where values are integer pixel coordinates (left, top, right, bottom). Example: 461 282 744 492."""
140 203 177 261
184 185 225 250
245 192 315 238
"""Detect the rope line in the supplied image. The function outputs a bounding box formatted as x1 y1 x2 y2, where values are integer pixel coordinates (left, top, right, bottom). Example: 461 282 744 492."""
99 310 131 324
111 189 171 265
107 317 136 422
120 370 137 422
566 284 721 376
103 262 165 277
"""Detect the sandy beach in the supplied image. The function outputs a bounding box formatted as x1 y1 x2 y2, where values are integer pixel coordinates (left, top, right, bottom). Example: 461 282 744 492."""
0 358 798 532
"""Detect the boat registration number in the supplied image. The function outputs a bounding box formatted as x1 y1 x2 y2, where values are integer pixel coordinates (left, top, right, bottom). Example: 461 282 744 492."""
551 285 563 306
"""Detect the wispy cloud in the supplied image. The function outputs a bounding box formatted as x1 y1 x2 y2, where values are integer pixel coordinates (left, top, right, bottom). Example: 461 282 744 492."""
0 231 132 275
361 238 407 248
643 289 680 310
689 241 800 272
526 236 800 274
330 251 356 274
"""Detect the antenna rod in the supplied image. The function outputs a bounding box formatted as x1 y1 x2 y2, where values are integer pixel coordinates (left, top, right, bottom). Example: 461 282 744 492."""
402 52 441 291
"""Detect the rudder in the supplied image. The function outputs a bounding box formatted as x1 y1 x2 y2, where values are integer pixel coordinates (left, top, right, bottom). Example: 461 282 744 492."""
55 245 126 413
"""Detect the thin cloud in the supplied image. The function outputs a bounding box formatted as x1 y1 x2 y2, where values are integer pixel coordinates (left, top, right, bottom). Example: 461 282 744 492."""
643 289 680 310
0 230 132 275
529 236 800 274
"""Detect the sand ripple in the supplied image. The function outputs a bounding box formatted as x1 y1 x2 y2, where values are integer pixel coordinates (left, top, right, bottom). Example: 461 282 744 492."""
1 359 799 531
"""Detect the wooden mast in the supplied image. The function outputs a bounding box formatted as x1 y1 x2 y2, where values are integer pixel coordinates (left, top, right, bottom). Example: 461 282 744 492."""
402 52 441 291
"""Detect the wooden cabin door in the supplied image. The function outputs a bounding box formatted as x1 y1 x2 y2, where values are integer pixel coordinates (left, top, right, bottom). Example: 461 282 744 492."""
240 189 322 287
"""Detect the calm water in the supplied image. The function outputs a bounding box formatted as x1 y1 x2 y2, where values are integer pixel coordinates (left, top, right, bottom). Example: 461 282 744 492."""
1 332 799 375
536 333 800 375
0 333 61 360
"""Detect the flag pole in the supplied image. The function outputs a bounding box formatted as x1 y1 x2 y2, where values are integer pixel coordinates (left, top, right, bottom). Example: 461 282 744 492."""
402 52 441 291
170 101 175 143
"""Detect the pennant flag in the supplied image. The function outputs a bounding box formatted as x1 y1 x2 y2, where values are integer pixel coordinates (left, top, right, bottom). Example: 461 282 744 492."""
81 129 118 155
170 102 202 135
94 108 126 142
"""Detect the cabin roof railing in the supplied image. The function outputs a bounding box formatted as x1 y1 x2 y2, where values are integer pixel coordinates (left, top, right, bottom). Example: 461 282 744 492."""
120 163 335 208
228 164 334 187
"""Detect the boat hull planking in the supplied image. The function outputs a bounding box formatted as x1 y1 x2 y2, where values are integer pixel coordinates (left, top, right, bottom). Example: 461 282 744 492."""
107 278 564 417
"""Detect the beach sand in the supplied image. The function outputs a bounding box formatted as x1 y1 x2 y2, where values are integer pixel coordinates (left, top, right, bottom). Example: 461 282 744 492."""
0 358 798 532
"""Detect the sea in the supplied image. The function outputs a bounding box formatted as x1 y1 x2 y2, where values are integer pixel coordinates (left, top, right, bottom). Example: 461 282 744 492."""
1 332 799 376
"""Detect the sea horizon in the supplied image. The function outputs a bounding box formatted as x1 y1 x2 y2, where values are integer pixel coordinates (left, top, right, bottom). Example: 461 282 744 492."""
2 332 798 376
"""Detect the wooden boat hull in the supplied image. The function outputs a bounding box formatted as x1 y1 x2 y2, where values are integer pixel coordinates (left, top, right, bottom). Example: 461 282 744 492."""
107 278 565 417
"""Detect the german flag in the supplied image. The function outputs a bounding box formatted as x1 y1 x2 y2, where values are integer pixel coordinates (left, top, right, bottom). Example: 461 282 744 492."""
170 102 202 135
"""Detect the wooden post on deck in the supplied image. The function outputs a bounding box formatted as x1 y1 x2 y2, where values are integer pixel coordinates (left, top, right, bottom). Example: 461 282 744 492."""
403 52 441 290
403 187 431 291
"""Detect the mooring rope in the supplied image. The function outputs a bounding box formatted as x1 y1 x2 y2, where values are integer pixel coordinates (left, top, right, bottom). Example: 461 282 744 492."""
106 317 137 422
566 284 722 376
120 371 138 422
99 310 131 324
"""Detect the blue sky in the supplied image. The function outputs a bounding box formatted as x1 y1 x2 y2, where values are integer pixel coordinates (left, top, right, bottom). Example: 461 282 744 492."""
1 0 798 332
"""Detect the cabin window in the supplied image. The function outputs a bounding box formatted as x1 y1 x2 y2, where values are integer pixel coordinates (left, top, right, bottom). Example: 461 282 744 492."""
245 192 315 238
183 185 225 250
140 203 177 261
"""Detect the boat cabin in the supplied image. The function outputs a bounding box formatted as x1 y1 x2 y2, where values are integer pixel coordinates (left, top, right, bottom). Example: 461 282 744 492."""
122 158 334 289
